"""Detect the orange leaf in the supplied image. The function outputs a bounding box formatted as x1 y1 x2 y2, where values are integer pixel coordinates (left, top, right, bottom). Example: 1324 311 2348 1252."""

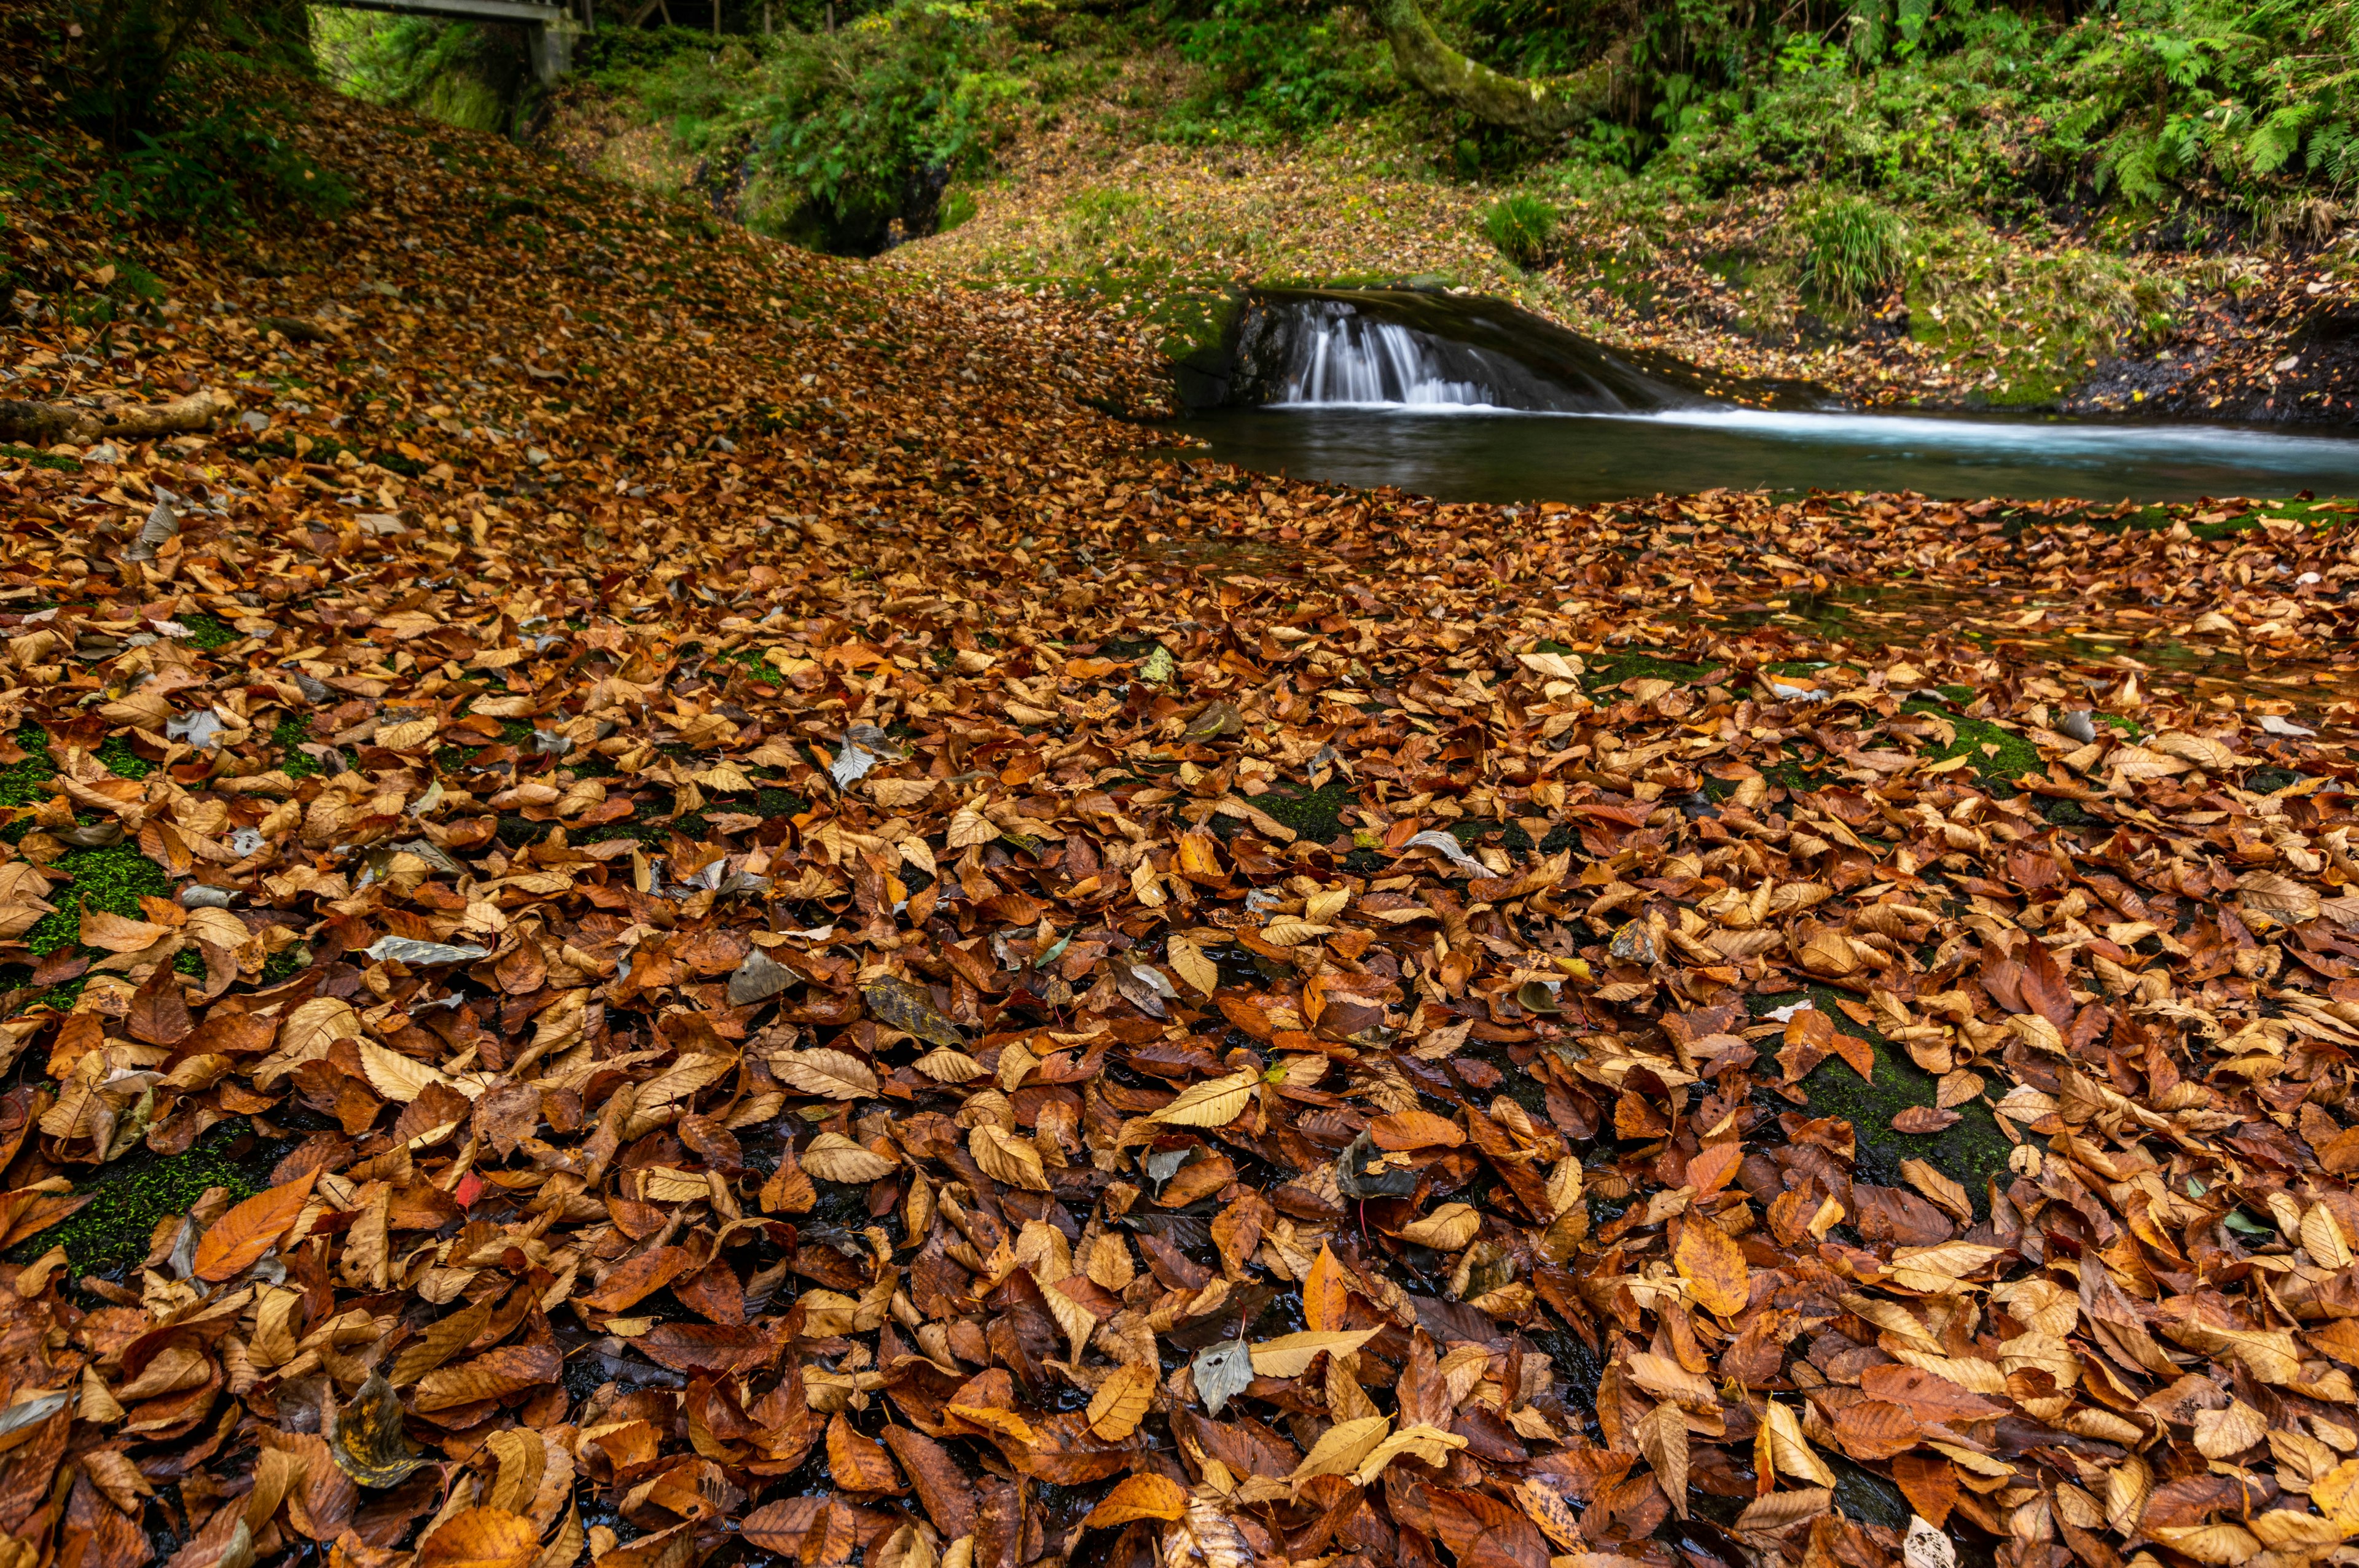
826 1412 902 1492
1686 1142 1743 1198
1831 1398 1922 1461
193 1167 319 1282
1892 1453 1959 1529
1369 1110 1465 1150
1303 1241 1353 1333
1673 1215 1751 1318
1082 1473 1187 1527
417 1508 539 1568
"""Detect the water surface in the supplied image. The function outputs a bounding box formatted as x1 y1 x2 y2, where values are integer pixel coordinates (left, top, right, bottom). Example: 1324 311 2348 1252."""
1175 404 2359 504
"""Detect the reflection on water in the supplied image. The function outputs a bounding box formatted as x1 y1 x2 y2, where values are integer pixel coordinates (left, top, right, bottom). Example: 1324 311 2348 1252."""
1174 405 2359 505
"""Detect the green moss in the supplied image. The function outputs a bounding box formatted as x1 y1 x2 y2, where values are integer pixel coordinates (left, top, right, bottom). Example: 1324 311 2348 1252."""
1750 987 2013 1217
1586 650 1719 690
0 446 79 474
1251 778 1352 843
1903 698 2040 794
26 844 172 957
0 728 57 809
180 613 240 652
272 715 322 779
259 945 310 984
95 738 149 780
14 1123 262 1277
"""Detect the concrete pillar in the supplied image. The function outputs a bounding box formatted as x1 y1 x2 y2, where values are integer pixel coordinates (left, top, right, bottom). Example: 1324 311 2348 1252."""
529 12 580 80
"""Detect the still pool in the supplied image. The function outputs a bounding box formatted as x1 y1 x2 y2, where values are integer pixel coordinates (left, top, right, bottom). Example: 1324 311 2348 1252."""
1172 403 2359 505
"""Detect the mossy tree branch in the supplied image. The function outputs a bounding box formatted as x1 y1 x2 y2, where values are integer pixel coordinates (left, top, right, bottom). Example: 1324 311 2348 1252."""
1367 0 1620 135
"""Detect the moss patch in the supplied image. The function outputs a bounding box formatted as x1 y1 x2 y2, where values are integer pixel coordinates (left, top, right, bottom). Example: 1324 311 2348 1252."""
1586 650 1719 691
26 844 173 956
1250 778 1352 843
15 1123 264 1278
273 715 323 779
1750 987 2013 1217
95 738 149 780
1903 698 2040 795
0 728 57 809
181 613 240 652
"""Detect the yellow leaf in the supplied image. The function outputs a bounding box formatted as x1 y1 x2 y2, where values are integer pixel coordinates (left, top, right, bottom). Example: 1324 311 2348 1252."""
1673 1218 1751 1318
802 1133 897 1184
1086 1362 1154 1440
1395 1203 1481 1251
1290 1414 1389 1481
358 1038 454 1104
1166 936 1219 996
1151 1069 1256 1129
1249 1328 1379 1379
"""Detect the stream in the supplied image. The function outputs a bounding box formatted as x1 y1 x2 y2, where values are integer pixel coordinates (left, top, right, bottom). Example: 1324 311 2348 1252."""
1176 287 2359 504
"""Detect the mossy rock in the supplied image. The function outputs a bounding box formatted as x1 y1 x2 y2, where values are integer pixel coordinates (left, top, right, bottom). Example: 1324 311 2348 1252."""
1749 987 2013 1217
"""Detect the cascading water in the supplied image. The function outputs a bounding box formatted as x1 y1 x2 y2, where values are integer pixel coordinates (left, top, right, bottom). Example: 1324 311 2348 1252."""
1277 302 1499 407
1226 287 1778 415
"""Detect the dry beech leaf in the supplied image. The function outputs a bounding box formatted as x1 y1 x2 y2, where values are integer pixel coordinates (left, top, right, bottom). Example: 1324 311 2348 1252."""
802 1133 898 1184
1673 1216 1751 1317
774 1048 879 1100
1151 1069 1257 1128
417 1508 541 1568
1082 1473 1187 1527
194 1167 318 1282
1086 1362 1154 1440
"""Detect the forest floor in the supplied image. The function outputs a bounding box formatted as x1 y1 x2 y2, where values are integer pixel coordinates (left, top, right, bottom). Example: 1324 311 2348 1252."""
8 62 2359 1568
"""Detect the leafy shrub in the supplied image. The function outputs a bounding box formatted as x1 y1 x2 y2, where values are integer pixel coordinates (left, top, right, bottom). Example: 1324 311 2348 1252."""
88 99 351 232
1794 192 1907 308
1482 192 1559 267
1158 0 1395 143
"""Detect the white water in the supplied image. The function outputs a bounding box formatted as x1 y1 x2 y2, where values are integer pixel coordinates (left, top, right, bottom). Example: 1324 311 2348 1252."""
1277 313 1502 407
1273 397 2359 475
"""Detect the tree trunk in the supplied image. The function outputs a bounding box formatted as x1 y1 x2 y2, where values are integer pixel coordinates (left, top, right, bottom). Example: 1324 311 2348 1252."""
1367 0 1618 135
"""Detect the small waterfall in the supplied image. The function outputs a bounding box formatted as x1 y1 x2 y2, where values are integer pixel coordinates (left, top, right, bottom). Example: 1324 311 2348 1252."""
1223 288 1770 415
1278 303 1500 407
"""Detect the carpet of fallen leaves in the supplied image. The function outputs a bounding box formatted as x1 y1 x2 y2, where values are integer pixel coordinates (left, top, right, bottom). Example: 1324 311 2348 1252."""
21 63 2359 1568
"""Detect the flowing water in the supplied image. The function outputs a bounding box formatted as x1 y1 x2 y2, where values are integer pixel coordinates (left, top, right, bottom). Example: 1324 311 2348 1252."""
1179 288 2359 504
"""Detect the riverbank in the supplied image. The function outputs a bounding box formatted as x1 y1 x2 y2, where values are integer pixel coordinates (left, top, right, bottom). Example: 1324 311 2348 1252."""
888 127 2359 421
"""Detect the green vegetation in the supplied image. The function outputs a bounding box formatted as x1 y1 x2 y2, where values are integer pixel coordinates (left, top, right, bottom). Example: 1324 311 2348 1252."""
1796 193 1907 310
15 1123 262 1277
1903 696 2041 792
1750 986 2014 1215
0 731 57 810
26 844 173 957
181 612 238 651
1481 192 1557 268
272 714 321 779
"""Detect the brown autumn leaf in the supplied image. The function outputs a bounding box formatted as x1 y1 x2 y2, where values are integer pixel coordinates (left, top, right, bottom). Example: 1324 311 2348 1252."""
827 1413 903 1492
417 1508 541 1568
1428 1486 1551 1568
1891 1105 1962 1133
192 1167 318 1282
1673 1216 1751 1317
